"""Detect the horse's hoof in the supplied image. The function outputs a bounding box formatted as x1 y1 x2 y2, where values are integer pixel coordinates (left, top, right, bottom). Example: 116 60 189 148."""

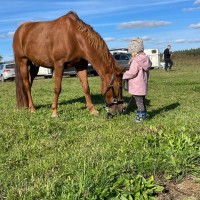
30 108 36 113
91 110 99 116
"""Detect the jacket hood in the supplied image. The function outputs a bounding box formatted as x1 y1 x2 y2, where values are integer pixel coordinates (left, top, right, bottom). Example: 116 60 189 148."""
135 53 152 71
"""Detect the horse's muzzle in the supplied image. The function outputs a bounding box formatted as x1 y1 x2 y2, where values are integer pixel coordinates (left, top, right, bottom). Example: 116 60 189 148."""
105 100 125 119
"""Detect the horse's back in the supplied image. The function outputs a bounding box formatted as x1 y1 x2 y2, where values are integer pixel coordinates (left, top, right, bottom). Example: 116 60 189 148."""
13 12 77 46
13 14 79 67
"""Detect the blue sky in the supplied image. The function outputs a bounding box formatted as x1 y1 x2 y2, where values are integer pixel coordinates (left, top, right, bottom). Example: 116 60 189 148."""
0 0 200 61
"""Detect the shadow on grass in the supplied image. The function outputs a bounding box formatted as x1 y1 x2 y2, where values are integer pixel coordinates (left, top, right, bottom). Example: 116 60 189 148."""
148 102 180 119
61 94 104 105
123 97 180 120
122 97 151 114
35 94 180 119
35 94 140 114
35 93 105 110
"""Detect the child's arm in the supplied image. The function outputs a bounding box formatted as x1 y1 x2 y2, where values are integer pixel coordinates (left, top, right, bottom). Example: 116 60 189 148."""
122 60 139 80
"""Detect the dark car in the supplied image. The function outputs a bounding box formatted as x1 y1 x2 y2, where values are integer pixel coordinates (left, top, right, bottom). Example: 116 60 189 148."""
112 52 131 70
63 63 97 77
62 52 131 76
87 52 131 74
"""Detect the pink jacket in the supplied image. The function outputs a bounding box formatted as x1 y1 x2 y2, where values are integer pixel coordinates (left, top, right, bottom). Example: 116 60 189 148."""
123 53 152 96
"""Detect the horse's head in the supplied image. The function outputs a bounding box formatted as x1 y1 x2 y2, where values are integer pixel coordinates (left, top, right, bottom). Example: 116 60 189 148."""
103 66 126 118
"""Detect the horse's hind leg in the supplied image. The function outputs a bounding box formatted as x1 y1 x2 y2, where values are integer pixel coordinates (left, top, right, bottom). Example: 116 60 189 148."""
51 64 64 117
77 69 99 115
19 58 36 112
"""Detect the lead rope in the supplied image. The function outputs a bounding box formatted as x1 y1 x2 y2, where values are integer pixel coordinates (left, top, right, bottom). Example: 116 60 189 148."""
122 95 133 114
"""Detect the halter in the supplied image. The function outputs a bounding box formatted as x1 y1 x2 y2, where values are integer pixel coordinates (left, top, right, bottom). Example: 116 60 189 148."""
103 74 124 118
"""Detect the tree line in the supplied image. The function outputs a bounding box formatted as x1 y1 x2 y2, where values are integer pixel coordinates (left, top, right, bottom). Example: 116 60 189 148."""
173 48 200 57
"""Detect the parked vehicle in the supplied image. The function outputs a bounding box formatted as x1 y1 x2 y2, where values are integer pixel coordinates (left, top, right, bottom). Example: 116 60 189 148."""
112 52 131 70
62 63 97 77
110 48 162 69
0 63 15 82
38 63 97 78
38 67 53 78
144 49 160 68
110 48 128 54
87 63 98 76
87 52 131 72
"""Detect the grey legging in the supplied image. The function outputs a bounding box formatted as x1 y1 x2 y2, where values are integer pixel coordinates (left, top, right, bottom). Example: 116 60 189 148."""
134 95 146 112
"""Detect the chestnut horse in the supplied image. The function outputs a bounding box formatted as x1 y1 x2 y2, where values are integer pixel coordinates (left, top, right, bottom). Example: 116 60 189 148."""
13 11 125 117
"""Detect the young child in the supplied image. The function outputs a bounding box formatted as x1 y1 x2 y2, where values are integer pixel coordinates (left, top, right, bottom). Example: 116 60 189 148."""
123 37 152 122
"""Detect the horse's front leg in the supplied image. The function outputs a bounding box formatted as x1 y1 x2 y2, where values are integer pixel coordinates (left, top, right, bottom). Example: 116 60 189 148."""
51 65 64 117
77 69 99 115
29 63 39 87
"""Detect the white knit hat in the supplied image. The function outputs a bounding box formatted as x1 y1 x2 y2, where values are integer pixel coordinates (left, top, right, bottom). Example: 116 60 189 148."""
128 37 144 54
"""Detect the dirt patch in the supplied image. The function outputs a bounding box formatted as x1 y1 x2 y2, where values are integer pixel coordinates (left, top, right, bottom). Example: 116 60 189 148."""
157 176 200 200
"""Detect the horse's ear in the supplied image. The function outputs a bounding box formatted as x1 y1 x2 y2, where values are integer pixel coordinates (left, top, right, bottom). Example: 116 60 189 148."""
116 66 126 75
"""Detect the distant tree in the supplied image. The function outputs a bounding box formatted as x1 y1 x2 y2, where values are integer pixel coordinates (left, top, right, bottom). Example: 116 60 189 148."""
173 48 200 58
0 55 2 62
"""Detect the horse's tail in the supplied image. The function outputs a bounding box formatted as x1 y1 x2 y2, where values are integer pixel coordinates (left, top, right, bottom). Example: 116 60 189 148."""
14 58 28 109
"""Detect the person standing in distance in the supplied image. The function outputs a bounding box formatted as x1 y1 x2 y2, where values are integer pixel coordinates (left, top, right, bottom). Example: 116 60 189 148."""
123 37 152 122
163 45 173 71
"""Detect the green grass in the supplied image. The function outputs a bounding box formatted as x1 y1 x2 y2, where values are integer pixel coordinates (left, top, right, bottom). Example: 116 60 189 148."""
0 60 199 199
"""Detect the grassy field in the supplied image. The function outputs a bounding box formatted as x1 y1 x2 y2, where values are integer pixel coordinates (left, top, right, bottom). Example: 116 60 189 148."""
0 59 199 199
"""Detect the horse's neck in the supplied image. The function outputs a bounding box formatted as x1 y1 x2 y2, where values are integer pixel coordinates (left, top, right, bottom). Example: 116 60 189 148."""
83 48 115 78
73 21 116 78
91 56 114 92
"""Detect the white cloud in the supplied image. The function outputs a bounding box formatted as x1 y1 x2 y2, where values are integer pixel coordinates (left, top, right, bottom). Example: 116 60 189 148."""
118 38 132 42
191 39 200 42
175 38 200 43
175 39 187 43
189 23 200 28
183 0 200 11
182 6 200 11
118 20 171 29
104 37 115 42
142 36 152 41
104 36 153 43
0 31 15 39
8 31 15 37
0 34 7 39
194 0 200 4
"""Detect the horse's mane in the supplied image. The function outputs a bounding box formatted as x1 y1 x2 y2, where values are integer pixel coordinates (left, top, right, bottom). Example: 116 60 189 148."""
65 11 115 67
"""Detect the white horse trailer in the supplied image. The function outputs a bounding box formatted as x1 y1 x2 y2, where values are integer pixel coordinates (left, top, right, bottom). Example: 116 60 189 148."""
144 49 160 68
